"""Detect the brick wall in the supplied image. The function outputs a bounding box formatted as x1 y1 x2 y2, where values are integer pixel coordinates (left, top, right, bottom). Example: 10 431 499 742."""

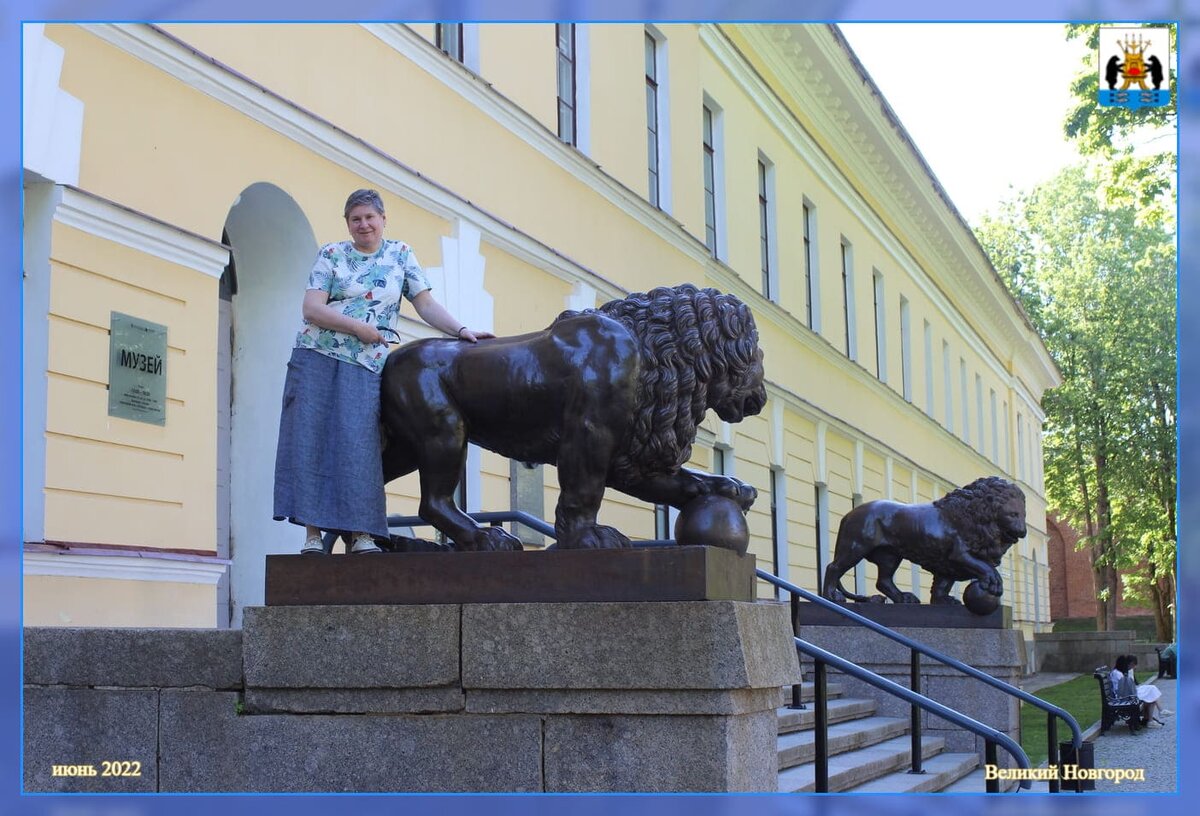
1045 514 1152 621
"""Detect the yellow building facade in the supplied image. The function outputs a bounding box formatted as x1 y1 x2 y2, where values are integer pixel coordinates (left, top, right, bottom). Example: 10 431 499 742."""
22 23 1058 651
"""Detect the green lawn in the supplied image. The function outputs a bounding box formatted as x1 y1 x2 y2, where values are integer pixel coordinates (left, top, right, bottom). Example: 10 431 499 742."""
1020 674 1102 767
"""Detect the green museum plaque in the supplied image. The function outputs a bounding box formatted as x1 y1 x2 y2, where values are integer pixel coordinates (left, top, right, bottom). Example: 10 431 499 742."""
108 312 167 426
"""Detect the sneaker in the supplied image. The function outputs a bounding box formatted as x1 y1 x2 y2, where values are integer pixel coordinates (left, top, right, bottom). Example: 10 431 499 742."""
1160 709 1173 717
351 534 382 554
301 536 325 555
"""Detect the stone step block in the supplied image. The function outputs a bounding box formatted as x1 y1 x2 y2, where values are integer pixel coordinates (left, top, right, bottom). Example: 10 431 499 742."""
846 751 980 793
777 714 908 769
775 697 877 735
23 687 158 792
777 734 946 793
939 766 1022 793
242 605 459 689
775 681 846 706
24 627 241 689
462 600 798 691
158 690 542 792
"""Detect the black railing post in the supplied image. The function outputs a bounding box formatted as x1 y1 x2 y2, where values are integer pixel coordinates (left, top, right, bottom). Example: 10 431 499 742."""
789 593 805 709
814 658 829 792
1047 714 1060 793
909 649 924 774
985 740 999 793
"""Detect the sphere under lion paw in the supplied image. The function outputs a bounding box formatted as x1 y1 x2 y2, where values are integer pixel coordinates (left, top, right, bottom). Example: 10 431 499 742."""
674 495 750 554
963 581 1001 615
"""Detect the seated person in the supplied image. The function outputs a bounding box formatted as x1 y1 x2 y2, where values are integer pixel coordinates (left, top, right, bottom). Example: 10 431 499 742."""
1120 655 1172 725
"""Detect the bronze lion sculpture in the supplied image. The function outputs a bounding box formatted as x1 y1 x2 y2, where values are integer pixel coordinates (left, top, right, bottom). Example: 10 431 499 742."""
821 476 1026 605
379 284 767 550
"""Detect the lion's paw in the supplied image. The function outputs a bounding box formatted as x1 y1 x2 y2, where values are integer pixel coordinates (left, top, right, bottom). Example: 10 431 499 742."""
712 477 757 511
931 594 963 605
559 524 631 550
456 526 523 552
896 592 921 604
980 576 1003 596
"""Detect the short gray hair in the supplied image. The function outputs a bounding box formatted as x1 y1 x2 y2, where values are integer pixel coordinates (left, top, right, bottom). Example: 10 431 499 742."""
343 188 385 218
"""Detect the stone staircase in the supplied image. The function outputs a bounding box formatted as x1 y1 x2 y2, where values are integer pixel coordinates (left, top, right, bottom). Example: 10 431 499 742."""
776 681 993 793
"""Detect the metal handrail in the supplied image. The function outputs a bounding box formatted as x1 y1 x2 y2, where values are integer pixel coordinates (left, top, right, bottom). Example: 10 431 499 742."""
758 569 1082 792
795 637 1032 792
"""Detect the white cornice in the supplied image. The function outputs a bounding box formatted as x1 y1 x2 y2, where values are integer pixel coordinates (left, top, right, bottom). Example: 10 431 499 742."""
54 185 230 278
24 551 228 585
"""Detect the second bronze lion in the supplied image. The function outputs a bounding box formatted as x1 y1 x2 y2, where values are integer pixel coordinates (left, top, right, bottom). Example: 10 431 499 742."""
821 477 1026 605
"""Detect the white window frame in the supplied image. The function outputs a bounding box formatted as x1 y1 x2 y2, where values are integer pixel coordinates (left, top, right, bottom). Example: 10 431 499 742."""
644 26 672 213
942 341 954 433
802 198 819 332
899 296 912 402
960 359 970 446
701 94 726 262
923 320 934 417
758 152 778 303
872 269 887 382
840 238 857 361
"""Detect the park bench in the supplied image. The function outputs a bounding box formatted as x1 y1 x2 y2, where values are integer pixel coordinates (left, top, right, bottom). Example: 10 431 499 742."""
1093 666 1141 735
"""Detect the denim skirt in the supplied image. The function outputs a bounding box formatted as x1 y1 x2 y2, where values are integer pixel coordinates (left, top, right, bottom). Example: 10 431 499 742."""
272 347 389 538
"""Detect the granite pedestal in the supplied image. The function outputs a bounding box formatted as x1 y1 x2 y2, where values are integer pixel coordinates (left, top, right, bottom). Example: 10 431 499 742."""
25 552 798 793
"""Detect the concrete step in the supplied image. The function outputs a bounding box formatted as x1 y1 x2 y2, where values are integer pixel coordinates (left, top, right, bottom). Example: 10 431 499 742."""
776 697 878 735
940 766 1022 794
777 715 908 769
777 682 845 706
778 734 946 793
846 751 980 793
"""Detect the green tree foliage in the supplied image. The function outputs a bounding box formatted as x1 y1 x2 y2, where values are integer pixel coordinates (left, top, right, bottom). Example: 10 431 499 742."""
976 164 1176 639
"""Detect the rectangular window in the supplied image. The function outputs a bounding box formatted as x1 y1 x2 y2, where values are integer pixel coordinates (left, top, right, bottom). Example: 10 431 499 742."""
942 341 954 433
923 320 934 416
960 359 970 445
556 24 577 145
802 201 815 328
713 445 726 475
872 270 886 380
702 104 718 257
900 297 912 401
841 240 856 360
975 374 985 455
758 156 776 301
1004 400 1012 472
654 503 670 539
990 389 999 464
1017 413 1026 481
435 23 464 62
645 30 661 209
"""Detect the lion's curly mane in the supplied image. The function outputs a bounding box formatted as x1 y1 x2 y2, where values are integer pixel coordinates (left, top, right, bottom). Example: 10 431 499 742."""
554 284 761 483
933 476 1026 565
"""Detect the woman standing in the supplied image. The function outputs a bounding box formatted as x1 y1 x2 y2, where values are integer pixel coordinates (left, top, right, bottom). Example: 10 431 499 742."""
273 188 492 554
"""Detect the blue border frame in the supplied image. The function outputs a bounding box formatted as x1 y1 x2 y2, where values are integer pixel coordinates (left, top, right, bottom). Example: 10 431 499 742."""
3 2 1193 815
